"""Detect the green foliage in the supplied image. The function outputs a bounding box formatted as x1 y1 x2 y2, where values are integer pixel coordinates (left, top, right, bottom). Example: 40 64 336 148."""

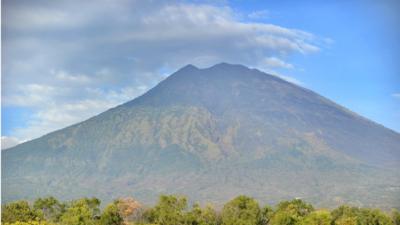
334 216 357 225
144 195 188 225
270 199 314 225
331 205 360 225
260 205 274 225
74 197 101 218
1 200 43 224
275 199 314 218
221 195 261 225
1 195 397 225
33 197 65 222
358 208 393 225
185 203 219 225
59 204 93 225
59 198 100 225
270 211 297 225
331 205 395 225
393 210 400 225
298 210 331 225
3 221 55 225
99 203 123 225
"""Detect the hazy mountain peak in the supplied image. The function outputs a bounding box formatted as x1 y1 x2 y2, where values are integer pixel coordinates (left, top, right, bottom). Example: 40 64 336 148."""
213 62 247 68
179 64 198 71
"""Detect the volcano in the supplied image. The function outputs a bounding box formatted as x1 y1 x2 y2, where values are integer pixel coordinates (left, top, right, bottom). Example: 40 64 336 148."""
3 63 400 208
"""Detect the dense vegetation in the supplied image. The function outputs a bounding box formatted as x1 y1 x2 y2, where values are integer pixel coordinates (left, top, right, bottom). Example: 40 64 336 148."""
2 195 400 225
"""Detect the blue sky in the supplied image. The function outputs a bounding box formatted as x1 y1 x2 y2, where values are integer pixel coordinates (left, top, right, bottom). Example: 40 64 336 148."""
230 0 400 132
2 0 399 148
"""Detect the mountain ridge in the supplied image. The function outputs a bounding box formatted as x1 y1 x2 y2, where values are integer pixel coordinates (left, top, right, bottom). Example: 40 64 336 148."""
6 63 398 150
2 63 400 208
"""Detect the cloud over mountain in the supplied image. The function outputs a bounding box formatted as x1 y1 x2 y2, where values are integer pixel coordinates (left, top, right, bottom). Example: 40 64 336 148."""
2 0 323 142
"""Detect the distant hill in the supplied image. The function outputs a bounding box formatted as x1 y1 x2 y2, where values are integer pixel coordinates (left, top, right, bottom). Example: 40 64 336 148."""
2 63 400 208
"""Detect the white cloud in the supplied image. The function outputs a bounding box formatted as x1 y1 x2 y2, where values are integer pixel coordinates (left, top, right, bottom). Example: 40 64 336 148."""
275 74 304 86
6 7 81 30
392 93 400 99
3 84 56 107
264 57 294 69
248 10 269 20
3 0 122 31
256 67 303 86
1 136 21 149
2 0 325 141
6 75 149 141
324 38 335 45
54 70 91 84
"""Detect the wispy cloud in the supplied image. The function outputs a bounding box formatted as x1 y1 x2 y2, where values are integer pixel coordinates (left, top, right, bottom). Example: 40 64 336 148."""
248 10 269 20
263 57 294 69
275 74 304 86
1 136 21 150
392 93 400 99
260 68 304 86
3 0 324 141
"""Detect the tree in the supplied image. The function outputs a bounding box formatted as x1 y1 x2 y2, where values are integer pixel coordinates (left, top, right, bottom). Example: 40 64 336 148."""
60 204 93 225
334 216 357 225
331 205 359 224
298 210 331 225
99 203 123 225
59 198 100 225
275 199 314 218
221 195 261 225
115 197 143 223
33 197 65 222
260 205 274 225
331 206 393 225
358 208 393 225
1 200 43 224
78 198 101 219
270 199 314 225
186 203 219 225
145 195 188 225
270 211 297 225
392 210 400 225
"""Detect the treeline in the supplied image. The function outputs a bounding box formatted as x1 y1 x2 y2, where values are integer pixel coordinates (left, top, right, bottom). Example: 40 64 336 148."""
2 195 400 225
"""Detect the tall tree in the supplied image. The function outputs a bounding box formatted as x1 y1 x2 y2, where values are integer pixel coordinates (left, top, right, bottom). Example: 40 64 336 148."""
33 197 65 222
393 210 400 225
299 210 331 225
270 199 314 225
59 198 100 225
99 203 123 225
358 208 393 225
186 203 219 225
221 195 261 225
260 205 274 225
331 205 360 225
269 211 297 225
1 201 43 224
145 195 188 225
115 197 143 223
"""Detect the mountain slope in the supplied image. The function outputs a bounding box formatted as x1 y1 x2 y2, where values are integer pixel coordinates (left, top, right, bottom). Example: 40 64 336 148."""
2 63 400 208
